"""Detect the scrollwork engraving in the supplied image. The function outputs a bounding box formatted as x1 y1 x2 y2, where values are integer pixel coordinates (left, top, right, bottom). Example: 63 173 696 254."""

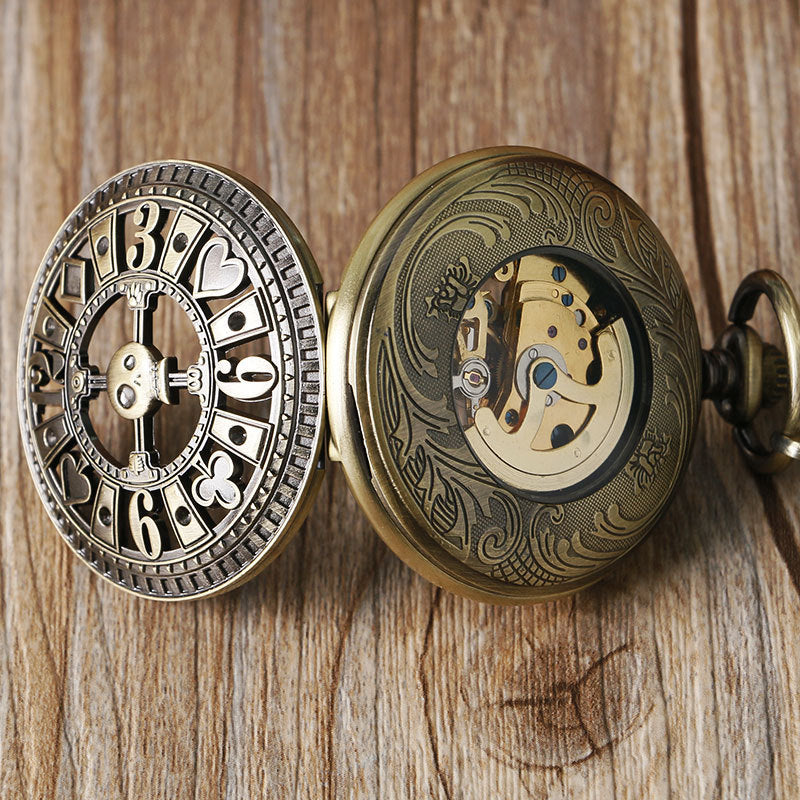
370 154 701 588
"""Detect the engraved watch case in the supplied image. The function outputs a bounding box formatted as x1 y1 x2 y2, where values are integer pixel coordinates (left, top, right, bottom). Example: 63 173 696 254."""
19 148 799 603
327 147 702 603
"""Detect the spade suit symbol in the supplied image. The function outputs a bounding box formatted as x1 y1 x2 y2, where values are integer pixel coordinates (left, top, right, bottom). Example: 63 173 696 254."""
59 453 92 505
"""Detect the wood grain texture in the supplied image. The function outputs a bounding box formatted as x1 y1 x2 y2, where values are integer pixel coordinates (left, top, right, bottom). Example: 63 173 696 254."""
1 0 799 797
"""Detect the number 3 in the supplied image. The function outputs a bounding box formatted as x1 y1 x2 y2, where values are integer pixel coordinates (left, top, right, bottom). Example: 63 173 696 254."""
126 200 161 271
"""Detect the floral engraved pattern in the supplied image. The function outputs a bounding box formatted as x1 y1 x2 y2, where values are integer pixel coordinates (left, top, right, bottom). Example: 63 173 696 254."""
425 256 478 320
625 431 671 493
369 154 701 588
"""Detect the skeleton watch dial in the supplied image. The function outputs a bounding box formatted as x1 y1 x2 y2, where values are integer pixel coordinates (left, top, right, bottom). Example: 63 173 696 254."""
18 162 324 599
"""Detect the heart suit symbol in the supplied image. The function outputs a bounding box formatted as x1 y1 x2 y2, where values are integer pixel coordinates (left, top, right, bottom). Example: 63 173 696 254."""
193 236 246 300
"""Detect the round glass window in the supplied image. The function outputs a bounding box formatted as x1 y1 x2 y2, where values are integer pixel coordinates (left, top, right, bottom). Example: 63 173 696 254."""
452 249 652 501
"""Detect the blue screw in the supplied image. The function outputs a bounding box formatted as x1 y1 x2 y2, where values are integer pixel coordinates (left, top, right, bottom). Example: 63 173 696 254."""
533 362 557 390
552 265 566 282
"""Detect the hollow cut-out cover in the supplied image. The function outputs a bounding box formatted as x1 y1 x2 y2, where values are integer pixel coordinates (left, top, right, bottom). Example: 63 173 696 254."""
18 162 325 599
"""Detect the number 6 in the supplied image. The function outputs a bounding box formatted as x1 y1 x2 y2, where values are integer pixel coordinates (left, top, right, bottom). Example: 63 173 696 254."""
129 490 163 559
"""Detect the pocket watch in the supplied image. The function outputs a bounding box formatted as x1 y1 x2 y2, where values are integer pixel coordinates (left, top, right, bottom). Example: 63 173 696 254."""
18 148 800 603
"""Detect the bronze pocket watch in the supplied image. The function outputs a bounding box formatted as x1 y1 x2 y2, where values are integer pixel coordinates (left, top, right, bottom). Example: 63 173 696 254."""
18 147 800 603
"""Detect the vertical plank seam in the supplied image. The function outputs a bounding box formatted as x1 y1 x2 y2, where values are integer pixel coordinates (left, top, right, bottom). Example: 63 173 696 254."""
112 0 121 171
738 481 779 798
717 5 750 276
0 551 24 798
755 2 782 263
192 605 200 800
418 588 452 800
700 526 725 793
593 610 619 799
641 2 656 211
44 0 67 210
324 545 387 800
679 0 726 333
779 8 800 241
300 0 313 235
89 582 127 800
409 0 418 176
371 0 382 202
291 500 310 800
602 2 622 176
649 601 674 798
231 0 246 172
0 0 26 791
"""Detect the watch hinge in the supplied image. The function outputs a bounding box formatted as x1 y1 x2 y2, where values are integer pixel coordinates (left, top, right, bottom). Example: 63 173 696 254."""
327 433 341 462
325 289 338 321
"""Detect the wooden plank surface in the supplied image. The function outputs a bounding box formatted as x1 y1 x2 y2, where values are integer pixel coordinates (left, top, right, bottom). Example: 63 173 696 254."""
1 1 799 797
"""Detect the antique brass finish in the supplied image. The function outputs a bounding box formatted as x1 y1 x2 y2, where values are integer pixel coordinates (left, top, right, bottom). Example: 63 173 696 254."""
702 270 800 473
19 149 800 603
19 161 325 599
106 342 175 421
710 326 764 425
328 147 695 603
